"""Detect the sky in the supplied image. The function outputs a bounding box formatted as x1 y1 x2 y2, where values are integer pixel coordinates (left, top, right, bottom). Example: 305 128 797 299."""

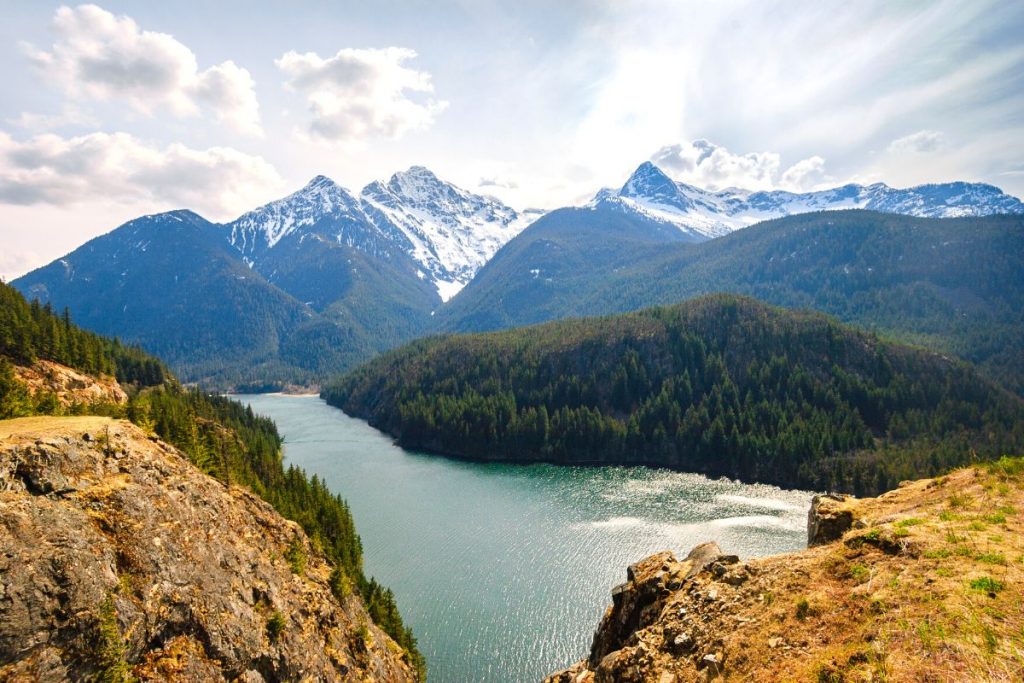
1 0 1023 280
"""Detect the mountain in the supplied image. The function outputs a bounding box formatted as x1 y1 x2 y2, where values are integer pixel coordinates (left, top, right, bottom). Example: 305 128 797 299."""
593 161 1024 239
326 294 1024 495
229 169 533 303
9 210 343 387
13 168 533 388
441 210 1024 395
225 176 440 366
547 460 1024 682
361 166 536 301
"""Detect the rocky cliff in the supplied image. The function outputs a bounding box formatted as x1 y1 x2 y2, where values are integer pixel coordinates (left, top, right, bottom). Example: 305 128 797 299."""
13 360 128 408
0 416 417 682
546 461 1024 682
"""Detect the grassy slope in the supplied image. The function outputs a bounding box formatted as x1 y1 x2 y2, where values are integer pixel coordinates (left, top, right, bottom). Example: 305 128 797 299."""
550 457 1024 682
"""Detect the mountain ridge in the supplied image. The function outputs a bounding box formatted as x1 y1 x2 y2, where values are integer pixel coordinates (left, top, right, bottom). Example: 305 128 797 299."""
594 161 1024 239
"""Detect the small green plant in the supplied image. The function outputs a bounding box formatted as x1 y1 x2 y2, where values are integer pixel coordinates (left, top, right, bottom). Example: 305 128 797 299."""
284 536 307 576
266 611 286 642
330 565 353 600
895 517 924 528
96 593 135 683
983 512 1007 525
924 547 952 559
796 597 811 620
916 617 947 651
948 493 972 509
969 521 987 531
976 552 1007 565
850 563 870 584
969 576 1005 594
939 510 962 522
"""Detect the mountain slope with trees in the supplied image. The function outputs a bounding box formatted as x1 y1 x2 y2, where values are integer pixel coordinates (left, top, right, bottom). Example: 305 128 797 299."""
0 280 425 678
442 210 1024 395
327 295 1024 495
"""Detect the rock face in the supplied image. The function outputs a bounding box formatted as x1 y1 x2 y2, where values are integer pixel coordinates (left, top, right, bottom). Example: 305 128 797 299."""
807 493 855 546
0 416 416 682
546 463 1024 682
13 360 128 407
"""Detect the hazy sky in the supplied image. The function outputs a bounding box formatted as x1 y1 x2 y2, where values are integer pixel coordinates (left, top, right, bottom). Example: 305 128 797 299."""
2 0 1023 279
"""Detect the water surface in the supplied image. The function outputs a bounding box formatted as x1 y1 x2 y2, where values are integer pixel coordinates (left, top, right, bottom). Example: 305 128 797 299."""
239 394 814 683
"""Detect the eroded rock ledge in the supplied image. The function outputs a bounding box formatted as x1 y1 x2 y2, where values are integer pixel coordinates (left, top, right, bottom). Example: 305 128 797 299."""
0 416 416 682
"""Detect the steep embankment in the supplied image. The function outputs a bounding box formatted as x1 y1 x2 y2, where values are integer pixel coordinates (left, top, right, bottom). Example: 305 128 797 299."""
0 279 423 679
547 458 1024 682
0 416 416 682
325 294 1024 495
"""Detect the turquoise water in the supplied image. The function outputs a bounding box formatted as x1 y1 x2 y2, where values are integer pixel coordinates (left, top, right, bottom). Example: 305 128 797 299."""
239 394 814 682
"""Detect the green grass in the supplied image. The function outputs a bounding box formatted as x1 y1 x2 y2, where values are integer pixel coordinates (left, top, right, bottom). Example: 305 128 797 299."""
976 553 1007 565
969 577 1005 594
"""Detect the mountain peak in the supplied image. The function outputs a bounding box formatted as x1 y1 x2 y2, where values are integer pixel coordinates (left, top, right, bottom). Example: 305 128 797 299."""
302 174 339 192
621 162 678 198
388 166 443 194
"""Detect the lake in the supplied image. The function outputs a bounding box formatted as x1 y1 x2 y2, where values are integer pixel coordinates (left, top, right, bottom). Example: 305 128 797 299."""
238 393 814 683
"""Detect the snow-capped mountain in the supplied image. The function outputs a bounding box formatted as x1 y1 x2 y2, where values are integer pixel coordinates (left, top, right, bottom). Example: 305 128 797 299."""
362 166 535 301
227 175 403 264
227 168 537 302
593 161 1024 240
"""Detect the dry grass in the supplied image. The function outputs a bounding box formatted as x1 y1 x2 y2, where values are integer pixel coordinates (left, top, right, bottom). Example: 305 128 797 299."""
720 460 1024 682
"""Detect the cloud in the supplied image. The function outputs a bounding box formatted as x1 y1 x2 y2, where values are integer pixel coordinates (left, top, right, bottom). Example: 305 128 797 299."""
276 47 447 141
779 156 828 191
0 130 281 219
478 176 518 189
8 105 99 131
650 139 828 191
24 4 261 135
887 130 944 154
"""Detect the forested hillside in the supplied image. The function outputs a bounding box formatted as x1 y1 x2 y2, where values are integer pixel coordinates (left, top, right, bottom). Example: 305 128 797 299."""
327 295 1024 495
442 211 1024 395
0 281 424 677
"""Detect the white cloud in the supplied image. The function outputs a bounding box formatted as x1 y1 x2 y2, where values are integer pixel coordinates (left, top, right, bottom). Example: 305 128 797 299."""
478 176 518 189
8 105 98 131
276 47 447 141
650 140 829 191
779 155 828 191
24 4 261 135
887 130 944 154
0 130 281 219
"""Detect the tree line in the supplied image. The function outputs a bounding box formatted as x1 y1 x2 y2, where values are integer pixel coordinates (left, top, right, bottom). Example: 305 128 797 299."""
326 294 1024 496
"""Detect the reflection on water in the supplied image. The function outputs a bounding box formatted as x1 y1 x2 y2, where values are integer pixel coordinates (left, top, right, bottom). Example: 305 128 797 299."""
239 394 815 683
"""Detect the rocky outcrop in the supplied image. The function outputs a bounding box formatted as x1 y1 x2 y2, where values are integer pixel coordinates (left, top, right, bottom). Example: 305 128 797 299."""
807 493 856 546
13 360 128 407
546 462 1024 682
0 416 416 682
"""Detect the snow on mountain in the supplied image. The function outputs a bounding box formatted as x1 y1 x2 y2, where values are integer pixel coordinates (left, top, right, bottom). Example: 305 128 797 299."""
226 168 536 302
227 175 388 257
361 166 533 301
593 161 1024 240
